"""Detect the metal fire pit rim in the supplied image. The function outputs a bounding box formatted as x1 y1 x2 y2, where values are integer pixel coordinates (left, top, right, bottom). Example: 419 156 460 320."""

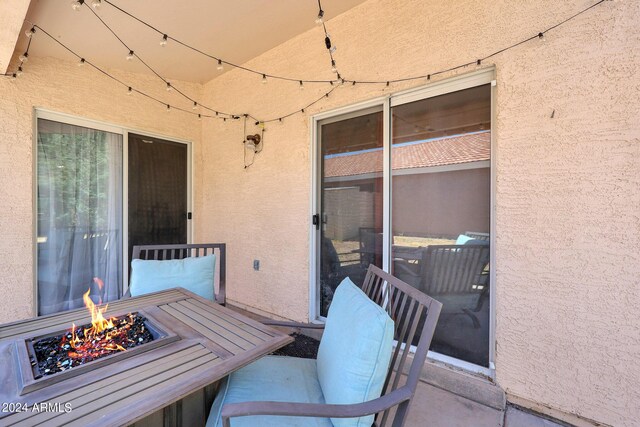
16 307 180 396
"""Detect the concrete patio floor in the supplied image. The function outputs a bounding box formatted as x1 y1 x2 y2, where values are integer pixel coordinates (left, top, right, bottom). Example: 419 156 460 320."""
406 379 567 427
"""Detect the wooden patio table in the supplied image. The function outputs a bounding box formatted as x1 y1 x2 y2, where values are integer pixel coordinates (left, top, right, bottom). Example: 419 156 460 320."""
0 288 293 426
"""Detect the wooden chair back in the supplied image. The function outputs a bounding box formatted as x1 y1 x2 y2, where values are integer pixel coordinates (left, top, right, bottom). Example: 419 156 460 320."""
421 244 490 296
131 243 226 304
362 265 442 427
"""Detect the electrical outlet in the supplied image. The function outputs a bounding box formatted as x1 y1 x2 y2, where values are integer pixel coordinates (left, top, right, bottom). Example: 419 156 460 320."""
253 260 260 271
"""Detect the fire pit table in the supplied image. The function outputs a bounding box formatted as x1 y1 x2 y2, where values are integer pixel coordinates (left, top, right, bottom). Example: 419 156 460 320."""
0 288 293 426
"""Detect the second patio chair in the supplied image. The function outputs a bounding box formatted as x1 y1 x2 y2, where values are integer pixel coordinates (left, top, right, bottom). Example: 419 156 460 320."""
206 264 442 427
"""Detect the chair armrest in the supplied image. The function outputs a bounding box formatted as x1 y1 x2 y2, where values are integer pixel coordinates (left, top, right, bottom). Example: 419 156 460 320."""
221 387 412 427
261 320 325 329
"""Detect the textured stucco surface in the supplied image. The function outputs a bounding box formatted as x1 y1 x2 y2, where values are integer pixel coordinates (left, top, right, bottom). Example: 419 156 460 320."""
0 0 638 425
197 1 640 426
0 56 203 324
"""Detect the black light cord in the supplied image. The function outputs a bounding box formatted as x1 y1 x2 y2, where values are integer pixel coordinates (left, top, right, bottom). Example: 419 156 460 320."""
101 0 338 85
6 1 610 123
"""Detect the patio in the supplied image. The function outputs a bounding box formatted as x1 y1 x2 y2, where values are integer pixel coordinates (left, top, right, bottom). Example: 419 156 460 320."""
0 0 638 426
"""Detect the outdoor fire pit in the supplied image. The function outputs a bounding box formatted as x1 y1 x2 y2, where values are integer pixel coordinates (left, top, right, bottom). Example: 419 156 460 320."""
14 286 179 395
28 312 164 376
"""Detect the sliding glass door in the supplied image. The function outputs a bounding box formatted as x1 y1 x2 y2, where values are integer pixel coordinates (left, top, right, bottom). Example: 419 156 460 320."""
391 84 491 367
37 119 123 315
314 70 494 371
317 108 384 316
36 113 192 316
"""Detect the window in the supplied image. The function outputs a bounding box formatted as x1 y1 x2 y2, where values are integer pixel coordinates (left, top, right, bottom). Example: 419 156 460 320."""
314 69 494 372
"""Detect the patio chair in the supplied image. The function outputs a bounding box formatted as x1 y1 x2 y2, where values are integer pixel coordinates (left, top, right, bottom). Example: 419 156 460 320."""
126 243 226 304
207 265 442 427
420 244 490 328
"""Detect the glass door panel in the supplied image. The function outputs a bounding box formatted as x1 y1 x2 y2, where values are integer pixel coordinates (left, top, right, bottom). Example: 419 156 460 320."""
391 85 492 367
127 134 188 263
318 110 383 316
37 119 123 315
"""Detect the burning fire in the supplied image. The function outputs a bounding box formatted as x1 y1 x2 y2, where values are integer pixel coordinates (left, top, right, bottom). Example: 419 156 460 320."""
68 278 126 358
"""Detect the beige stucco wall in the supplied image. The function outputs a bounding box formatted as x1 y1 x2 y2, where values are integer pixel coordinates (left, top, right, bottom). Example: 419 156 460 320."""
197 1 640 426
0 55 203 324
0 0 638 425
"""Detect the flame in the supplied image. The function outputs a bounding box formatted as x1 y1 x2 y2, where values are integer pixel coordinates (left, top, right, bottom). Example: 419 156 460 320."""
82 288 115 337
67 280 127 358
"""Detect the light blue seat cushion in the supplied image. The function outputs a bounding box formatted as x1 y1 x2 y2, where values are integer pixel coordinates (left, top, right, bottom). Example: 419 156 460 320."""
206 356 332 427
455 234 489 245
129 254 215 301
317 278 395 427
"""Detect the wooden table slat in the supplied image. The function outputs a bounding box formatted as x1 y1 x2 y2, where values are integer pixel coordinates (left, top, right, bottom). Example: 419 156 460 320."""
175 300 268 345
5 345 211 425
0 290 187 339
15 355 222 427
160 304 250 354
186 298 274 341
0 287 293 427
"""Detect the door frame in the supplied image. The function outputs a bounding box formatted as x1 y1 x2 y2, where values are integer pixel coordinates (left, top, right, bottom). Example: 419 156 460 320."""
309 67 496 376
33 109 194 309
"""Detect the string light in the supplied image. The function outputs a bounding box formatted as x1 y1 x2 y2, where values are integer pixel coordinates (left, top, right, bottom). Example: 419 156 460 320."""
192 101 198 110
25 27 36 38
98 0 336 86
331 60 337 73
217 59 224 71
299 80 304 90
166 82 172 91
127 86 133 95
160 34 168 47
91 0 101 9
16 66 23 77
16 0 608 125
71 0 84 11
315 9 324 25
78 58 85 66
198 114 202 120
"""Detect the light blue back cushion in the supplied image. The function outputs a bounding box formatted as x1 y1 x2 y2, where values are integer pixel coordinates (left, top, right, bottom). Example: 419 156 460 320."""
455 234 473 245
129 254 216 301
455 234 489 246
316 277 394 427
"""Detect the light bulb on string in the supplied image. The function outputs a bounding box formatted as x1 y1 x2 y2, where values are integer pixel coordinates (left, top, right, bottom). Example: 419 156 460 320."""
127 86 133 95
262 74 267 84
166 104 171 112
538 32 545 42
217 59 224 71
166 82 172 92
91 0 101 9
331 60 337 73
77 58 85 66
160 34 168 47
126 50 135 61
19 52 28 62
198 114 202 121
16 66 23 77
192 102 198 110
71 0 84 11
315 9 324 25
299 81 304 90
329 45 337 54
25 27 35 38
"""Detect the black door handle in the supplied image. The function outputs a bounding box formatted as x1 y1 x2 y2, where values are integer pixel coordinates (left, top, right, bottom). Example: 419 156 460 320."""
312 214 320 230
